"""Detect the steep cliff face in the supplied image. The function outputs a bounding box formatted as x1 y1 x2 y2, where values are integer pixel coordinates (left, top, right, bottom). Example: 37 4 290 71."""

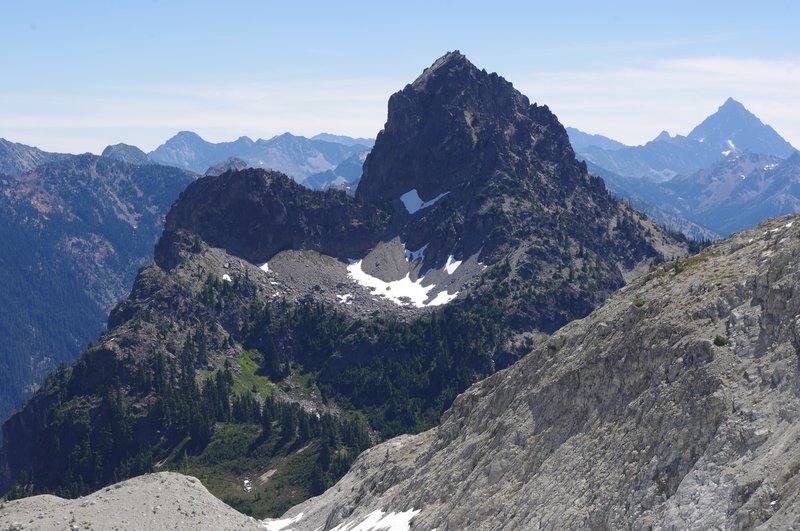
270 213 800 530
155 169 389 269
358 51 614 263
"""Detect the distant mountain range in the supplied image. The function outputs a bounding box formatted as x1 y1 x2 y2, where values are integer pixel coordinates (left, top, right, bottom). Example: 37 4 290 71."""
0 139 70 177
569 98 798 237
147 131 371 189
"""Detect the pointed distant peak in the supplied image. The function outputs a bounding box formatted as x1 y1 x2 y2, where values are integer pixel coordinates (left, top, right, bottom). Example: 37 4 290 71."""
721 97 745 109
654 130 672 142
718 97 749 115
688 97 795 157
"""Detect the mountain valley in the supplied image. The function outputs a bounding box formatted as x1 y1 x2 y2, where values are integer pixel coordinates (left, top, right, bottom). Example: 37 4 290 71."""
0 154 195 426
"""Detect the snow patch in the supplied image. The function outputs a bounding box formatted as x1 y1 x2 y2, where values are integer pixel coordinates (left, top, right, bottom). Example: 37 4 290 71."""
722 150 732 157
764 163 779 171
337 293 353 304
262 512 304 531
727 139 736 150
222 274 232 283
330 508 421 531
404 243 428 262
258 262 270 272
787 222 794 228
399 189 449 214
444 255 462 275
347 260 457 308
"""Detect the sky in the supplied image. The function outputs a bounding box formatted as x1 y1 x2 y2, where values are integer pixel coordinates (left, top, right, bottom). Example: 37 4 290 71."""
2 0 799 154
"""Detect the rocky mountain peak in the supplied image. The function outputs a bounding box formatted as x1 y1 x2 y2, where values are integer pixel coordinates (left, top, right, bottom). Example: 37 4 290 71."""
356 51 574 219
688 98 794 158
204 156 249 176
719 96 747 113
653 130 672 142
408 50 472 91
101 143 152 165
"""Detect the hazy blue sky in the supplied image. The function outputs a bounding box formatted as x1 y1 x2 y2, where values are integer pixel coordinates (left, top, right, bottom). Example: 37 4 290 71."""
2 0 799 153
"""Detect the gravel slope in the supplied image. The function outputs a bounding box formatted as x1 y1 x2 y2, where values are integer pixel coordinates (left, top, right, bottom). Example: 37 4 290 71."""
0 473 262 530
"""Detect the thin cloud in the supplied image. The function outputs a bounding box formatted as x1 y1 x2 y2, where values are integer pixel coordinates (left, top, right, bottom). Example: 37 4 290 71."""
516 57 800 146
2 57 799 153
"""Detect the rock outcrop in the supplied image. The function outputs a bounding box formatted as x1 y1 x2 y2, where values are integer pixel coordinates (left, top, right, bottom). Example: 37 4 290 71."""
267 213 800 530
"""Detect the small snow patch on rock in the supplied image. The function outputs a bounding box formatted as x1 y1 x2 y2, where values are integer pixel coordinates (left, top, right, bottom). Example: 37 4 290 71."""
399 189 449 214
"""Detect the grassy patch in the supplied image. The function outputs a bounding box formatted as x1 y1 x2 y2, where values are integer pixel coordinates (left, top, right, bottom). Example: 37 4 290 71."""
232 350 276 397
173 423 321 519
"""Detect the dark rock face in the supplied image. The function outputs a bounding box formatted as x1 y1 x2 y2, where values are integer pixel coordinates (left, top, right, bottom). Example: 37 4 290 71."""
155 169 389 269
358 51 561 209
101 143 153 166
356 51 671 293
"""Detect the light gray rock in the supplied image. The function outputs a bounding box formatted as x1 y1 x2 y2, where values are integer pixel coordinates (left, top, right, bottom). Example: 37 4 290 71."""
268 214 800 530
0 472 261 530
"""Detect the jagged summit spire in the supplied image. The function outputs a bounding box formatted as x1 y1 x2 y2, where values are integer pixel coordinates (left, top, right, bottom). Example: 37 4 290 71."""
410 50 475 91
720 97 746 111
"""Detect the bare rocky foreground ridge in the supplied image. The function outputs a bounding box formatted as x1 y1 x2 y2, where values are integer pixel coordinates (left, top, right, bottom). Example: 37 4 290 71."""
271 213 800 529
0 472 262 530
5 214 800 529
